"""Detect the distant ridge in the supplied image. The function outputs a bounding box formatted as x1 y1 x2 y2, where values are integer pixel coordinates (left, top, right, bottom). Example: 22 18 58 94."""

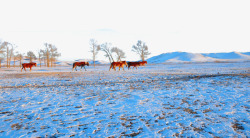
147 52 250 63
241 52 250 56
202 52 249 59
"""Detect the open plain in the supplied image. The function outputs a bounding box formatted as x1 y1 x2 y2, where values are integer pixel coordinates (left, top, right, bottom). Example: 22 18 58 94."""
0 62 249 137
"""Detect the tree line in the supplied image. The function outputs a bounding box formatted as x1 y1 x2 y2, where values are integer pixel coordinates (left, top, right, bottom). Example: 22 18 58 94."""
0 39 150 68
0 41 61 68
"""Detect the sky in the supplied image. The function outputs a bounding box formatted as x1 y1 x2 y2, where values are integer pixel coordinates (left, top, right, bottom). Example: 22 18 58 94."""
0 0 250 61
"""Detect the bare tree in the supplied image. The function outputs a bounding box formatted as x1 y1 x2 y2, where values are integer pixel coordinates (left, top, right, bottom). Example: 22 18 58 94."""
111 47 126 61
4 42 10 68
16 53 23 68
42 43 51 67
48 44 61 67
13 52 19 67
132 40 150 61
9 45 15 67
38 50 43 67
2 41 13 68
89 39 100 67
2 42 9 67
43 55 46 67
27 51 36 62
100 42 115 63
0 41 5 68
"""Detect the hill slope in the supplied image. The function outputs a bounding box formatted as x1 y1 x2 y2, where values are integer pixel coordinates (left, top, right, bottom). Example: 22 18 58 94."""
147 52 250 63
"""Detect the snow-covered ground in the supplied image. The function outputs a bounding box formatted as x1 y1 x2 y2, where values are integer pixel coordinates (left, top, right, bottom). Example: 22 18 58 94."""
0 62 249 137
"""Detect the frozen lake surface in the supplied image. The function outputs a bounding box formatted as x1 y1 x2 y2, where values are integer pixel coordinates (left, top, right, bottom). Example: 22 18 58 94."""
0 62 249 137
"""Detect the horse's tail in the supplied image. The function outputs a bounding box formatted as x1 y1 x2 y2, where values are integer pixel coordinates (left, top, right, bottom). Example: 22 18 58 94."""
72 63 75 70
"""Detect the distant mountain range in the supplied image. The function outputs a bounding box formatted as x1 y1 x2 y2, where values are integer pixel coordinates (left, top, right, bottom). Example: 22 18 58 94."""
147 52 250 63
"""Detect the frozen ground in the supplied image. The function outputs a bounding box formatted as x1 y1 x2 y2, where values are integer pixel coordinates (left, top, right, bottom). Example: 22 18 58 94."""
0 62 249 137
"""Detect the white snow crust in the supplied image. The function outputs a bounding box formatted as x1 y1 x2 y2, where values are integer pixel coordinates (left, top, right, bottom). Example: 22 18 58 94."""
0 62 249 137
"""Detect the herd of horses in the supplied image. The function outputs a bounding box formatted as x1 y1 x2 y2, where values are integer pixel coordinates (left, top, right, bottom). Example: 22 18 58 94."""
20 61 147 72
109 61 147 71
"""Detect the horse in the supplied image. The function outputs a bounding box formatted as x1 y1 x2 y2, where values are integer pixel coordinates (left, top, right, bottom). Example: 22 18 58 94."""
139 61 147 66
109 61 128 71
72 62 89 71
127 62 141 70
21 62 37 72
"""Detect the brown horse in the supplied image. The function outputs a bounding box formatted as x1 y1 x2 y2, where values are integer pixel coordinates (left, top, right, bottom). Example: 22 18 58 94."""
109 61 128 71
127 62 141 70
139 61 147 66
128 61 147 70
21 62 37 72
72 62 89 71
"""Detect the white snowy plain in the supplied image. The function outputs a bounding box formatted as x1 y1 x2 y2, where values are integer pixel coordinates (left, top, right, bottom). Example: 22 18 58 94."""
0 62 249 137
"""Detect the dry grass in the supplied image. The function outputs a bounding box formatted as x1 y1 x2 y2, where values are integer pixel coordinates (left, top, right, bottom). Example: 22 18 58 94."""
183 108 197 114
11 123 22 130
232 123 244 131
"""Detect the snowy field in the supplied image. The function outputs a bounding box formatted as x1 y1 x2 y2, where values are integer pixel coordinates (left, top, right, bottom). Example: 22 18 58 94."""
0 62 249 137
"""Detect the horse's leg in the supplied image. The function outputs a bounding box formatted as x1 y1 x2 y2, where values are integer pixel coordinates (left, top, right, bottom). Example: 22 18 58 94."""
24 67 26 72
30 67 32 71
74 66 77 71
84 66 86 71
112 65 115 70
109 65 112 71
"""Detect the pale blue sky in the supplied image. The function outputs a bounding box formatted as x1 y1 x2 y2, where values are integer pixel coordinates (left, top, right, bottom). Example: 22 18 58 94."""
0 0 249 61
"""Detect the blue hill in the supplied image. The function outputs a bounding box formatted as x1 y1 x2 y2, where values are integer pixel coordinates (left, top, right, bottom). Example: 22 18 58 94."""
147 52 250 63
